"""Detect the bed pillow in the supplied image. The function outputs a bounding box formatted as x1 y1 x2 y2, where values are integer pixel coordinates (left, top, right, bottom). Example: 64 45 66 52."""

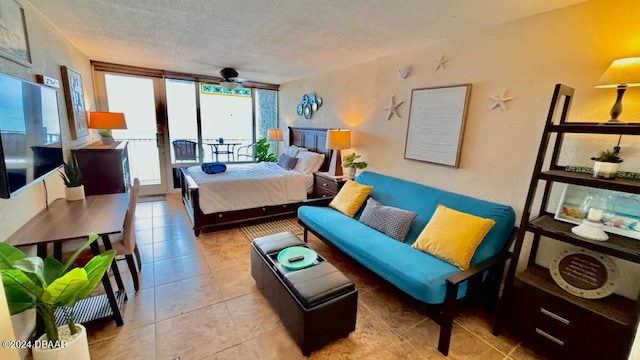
283 145 308 158
359 198 417 241
201 162 226 174
293 151 325 174
329 180 373 217
411 204 495 270
276 153 298 170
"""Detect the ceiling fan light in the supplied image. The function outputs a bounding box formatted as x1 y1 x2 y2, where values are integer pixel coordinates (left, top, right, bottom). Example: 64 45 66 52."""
220 81 238 90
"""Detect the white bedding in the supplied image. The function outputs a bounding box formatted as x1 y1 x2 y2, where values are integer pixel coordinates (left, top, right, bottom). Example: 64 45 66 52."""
187 162 308 214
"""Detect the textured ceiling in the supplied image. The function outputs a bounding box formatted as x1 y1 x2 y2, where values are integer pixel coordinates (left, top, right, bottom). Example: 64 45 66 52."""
26 0 585 85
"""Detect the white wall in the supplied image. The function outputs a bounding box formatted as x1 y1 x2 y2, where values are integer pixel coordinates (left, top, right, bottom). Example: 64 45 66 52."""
0 1 95 357
0 0 95 242
279 0 640 357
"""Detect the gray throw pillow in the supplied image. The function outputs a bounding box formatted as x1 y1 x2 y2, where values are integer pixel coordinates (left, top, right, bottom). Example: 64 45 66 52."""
277 153 298 170
359 198 417 241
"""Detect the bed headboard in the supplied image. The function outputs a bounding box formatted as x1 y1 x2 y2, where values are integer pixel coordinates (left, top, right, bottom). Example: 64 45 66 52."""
288 127 331 172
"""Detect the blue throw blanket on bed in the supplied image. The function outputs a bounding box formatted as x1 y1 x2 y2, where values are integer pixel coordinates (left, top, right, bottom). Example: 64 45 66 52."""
201 162 226 174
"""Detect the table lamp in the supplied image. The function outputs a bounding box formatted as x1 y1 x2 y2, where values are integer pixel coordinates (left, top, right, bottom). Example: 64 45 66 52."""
267 128 284 142
595 57 640 122
326 129 351 177
87 112 127 145
267 128 284 154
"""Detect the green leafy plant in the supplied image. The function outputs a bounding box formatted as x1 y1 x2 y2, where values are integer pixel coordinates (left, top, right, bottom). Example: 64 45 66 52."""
255 138 277 162
591 148 623 163
0 234 115 344
342 152 368 169
98 129 112 138
59 155 83 188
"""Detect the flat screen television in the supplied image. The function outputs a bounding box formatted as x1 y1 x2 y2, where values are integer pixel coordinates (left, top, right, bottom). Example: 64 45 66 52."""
0 72 63 198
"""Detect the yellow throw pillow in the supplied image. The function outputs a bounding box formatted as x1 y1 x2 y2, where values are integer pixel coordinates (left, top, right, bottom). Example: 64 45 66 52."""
411 204 495 270
329 180 373 217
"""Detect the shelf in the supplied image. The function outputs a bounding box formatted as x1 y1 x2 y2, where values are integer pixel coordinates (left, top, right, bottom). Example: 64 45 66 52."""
516 265 636 327
539 170 640 194
54 289 126 326
549 123 640 135
526 215 640 263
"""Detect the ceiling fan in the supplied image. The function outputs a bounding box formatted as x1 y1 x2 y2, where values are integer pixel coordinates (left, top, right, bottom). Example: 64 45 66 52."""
219 67 248 90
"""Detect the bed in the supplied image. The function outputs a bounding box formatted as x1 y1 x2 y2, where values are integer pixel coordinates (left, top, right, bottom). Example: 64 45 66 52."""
180 127 332 235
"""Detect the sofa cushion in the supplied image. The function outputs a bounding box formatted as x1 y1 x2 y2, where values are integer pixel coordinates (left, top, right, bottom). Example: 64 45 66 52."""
298 205 467 304
359 198 417 241
329 180 373 217
411 205 495 270
355 171 515 266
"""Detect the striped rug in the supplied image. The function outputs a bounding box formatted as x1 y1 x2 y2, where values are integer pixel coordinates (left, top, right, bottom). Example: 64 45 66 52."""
240 218 304 240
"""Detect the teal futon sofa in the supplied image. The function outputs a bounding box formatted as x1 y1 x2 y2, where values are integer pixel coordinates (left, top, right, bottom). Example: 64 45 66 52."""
298 171 515 355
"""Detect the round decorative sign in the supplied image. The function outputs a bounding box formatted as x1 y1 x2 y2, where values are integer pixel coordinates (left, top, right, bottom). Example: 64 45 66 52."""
549 246 618 299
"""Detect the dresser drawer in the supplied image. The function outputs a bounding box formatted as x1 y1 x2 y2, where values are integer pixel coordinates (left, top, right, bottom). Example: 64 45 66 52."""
314 186 336 198
315 177 340 194
513 282 629 360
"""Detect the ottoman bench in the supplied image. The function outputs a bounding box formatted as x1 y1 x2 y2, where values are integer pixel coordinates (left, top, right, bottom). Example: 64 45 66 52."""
250 231 358 355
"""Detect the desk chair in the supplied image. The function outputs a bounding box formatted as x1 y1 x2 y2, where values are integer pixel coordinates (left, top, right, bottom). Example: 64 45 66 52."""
172 140 197 161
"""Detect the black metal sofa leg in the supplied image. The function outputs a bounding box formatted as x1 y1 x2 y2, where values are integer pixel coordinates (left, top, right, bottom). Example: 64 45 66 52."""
438 316 453 356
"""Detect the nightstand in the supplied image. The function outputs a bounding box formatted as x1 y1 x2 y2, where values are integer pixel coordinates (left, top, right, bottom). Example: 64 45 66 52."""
313 172 348 198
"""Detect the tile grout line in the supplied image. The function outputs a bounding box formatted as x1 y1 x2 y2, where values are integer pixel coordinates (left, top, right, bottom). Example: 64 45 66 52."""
453 318 511 358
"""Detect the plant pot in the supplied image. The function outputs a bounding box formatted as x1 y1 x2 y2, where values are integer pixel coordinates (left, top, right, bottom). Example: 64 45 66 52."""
32 324 90 360
65 185 85 201
346 167 357 179
593 161 619 179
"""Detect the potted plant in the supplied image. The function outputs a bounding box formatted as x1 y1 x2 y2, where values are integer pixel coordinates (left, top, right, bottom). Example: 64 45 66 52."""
98 130 114 145
591 148 623 179
0 233 115 360
60 156 84 201
255 138 277 162
342 152 368 179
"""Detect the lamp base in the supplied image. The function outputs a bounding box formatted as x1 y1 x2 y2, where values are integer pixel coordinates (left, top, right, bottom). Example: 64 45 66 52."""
328 150 343 177
571 220 609 241
608 85 627 122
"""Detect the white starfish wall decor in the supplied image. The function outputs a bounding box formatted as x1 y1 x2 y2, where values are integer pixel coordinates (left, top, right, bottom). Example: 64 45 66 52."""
489 89 515 112
383 95 404 120
434 55 449 71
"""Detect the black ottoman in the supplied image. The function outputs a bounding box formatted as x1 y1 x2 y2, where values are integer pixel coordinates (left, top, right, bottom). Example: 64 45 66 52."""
250 231 358 355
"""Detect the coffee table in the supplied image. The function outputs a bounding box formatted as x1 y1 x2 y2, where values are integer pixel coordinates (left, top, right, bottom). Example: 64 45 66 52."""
250 231 358 355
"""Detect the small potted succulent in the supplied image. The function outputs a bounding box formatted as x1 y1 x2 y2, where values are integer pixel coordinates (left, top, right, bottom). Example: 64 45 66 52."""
591 148 623 179
0 234 115 360
342 152 368 179
60 156 84 201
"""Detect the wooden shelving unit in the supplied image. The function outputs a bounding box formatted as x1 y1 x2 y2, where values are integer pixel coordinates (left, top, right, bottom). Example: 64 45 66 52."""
494 84 640 360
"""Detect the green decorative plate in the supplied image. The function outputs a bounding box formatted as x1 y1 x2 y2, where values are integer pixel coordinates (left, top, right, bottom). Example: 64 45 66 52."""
277 246 317 270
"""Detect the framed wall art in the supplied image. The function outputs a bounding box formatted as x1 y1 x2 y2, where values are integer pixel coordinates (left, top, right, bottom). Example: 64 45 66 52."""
0 0 32 66
555 184 640 240
60 65 88 139
404 84 471 167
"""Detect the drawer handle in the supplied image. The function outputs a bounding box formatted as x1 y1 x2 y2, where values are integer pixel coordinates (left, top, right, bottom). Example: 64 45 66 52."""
535 328 564 346
322 183 328 187
540 308 570 325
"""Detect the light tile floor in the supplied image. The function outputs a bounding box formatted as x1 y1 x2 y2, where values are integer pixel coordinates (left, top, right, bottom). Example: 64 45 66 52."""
82 194 546 360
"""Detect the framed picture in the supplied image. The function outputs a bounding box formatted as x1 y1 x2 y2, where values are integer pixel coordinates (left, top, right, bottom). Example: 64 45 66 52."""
0 0 32 66
404 84 471 167
60 65 88 139
555 184 640 240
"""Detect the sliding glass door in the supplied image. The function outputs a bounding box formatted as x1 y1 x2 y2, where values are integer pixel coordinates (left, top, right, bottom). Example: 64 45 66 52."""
94 72 168 195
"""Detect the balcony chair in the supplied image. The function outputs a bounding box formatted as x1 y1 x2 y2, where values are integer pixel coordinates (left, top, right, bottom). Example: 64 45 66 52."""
172 139 197 162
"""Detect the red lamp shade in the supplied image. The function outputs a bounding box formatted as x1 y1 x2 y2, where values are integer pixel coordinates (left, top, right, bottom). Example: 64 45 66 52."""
87 112 127 130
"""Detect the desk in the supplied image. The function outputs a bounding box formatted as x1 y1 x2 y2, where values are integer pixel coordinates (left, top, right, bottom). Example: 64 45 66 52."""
5 193 129 327
205 142 241 162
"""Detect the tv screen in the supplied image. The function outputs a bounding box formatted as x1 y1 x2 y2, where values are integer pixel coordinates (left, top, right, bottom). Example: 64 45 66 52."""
0 73 63 198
